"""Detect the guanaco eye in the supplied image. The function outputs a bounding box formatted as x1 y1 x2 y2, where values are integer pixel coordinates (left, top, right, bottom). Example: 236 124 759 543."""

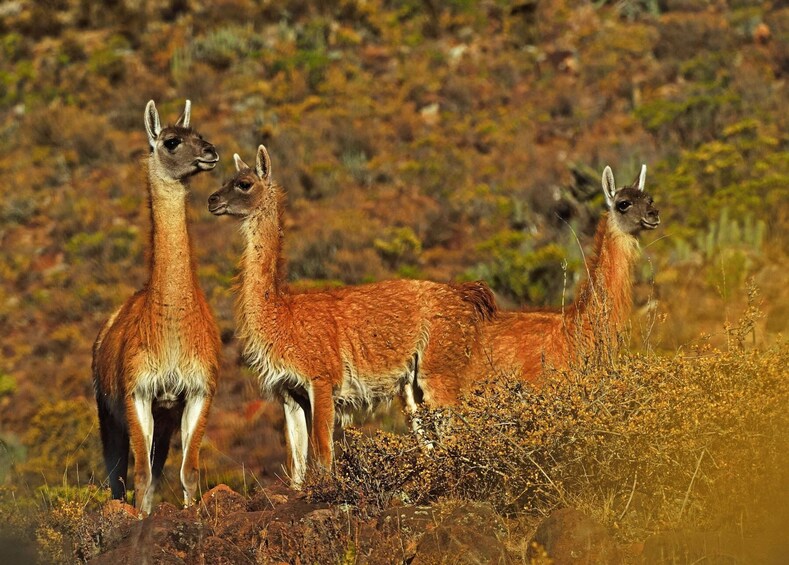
237 181 252 191
616 201 632 213
163 138 181 150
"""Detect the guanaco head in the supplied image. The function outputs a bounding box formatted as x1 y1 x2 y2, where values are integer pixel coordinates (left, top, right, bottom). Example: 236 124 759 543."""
144 100 219 181
208 145 274 217
602 164 660 235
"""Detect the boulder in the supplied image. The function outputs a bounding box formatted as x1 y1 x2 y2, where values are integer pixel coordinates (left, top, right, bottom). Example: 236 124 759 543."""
199 484 248 518
528 507 622 565
412 502 510 564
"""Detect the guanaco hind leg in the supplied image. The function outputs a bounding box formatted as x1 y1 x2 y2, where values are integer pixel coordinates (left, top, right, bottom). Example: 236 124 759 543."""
129 395 155 513
403 369 434 450
283 393 309 487
96 397 130 500
150 409 178 490
180 394 210 508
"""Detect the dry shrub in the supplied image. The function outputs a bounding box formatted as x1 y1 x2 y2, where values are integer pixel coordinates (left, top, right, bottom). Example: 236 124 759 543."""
0 484 112 565
18 399 103 487
311 339 788 541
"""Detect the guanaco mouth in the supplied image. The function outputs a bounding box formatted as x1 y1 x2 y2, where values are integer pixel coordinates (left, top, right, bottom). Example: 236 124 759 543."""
196 157 219 170
208 203 228 215
640 218 660 230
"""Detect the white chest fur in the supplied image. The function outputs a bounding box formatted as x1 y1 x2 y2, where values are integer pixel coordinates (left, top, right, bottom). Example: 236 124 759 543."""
243 337 311 400
133 332 211 401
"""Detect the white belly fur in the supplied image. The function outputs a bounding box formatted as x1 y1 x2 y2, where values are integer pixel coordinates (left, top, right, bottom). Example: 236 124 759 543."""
245 339 422 426
133 339 211 401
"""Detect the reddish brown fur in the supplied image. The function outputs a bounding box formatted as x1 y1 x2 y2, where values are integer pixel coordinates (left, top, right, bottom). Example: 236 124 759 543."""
467 163 659 382
468 215 639 381
93 101 220 513
238 194 493 468
210 146 496 482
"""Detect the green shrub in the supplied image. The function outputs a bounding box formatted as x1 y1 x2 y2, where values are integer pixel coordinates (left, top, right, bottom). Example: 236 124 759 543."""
0 434 25 483
173 24 265 73
373 226 422 269
87 35 129 83
656 119 789 244
0 372 17 397
19 399 103 487
636 82 739 145
469 230 578 306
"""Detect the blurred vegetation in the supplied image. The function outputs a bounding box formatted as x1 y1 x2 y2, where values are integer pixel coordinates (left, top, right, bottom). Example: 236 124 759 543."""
310 329 788 560
0 0 787 560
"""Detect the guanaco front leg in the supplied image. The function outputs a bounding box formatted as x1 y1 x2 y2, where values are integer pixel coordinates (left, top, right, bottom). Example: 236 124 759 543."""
179 393 210 508
309 379 335 470
283 392 309 487
127 393 155 514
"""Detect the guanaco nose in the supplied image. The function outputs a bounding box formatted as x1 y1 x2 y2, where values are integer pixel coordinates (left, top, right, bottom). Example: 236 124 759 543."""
208 192 221 206
646 206 660 222
201 142 218 162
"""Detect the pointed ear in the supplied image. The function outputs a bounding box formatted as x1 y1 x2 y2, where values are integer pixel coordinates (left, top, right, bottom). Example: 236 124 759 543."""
256 145 272 182
233 153 249 172
602 165 616 208
634 163 647 191
144 100 161 149
175 99 191 128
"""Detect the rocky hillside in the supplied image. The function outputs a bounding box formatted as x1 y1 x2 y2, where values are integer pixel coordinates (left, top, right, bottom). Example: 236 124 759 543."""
0 0 787 562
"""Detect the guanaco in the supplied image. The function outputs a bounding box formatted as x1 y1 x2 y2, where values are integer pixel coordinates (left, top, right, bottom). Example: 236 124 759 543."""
93 100 221 513
208 145 496 485
469 164 660 381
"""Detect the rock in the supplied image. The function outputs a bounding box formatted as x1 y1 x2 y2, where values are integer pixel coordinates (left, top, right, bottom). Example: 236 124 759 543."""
89 508 205 564
90 547 185 564
249 484 293 511
528 507 622 565
152 501 181 518
377 505 437 536
754 22 771 44
88 500 140 558
412 502 510 565
101 499 139 520
213 511 273 558
200 536 251 564
200 484 248 518
257 496 351 563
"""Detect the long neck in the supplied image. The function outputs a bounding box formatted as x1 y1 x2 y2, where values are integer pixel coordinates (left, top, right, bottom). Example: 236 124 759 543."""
568 213 640 339
237 208 285 340
147 167 199 309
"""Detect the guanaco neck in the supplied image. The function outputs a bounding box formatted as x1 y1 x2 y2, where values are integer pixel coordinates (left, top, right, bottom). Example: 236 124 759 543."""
567 213 640 338
237 206 286 342
146 163 200 317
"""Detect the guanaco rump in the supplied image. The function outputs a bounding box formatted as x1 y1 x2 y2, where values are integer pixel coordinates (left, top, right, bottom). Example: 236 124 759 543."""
208 145 496 486
469 164 660 381
93 100 221 513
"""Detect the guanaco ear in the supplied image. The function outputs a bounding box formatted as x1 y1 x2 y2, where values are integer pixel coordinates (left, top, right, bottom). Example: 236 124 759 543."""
144 100 162 149
602 165 616 208
233 153 249 172
175 99 191 128
256 144 272 182
633 163 647 192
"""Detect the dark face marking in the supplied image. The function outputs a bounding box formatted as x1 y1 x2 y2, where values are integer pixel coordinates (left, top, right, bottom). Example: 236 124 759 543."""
163 136 181 151
208 170 271 217
611 187 660 235
154 125 218 180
